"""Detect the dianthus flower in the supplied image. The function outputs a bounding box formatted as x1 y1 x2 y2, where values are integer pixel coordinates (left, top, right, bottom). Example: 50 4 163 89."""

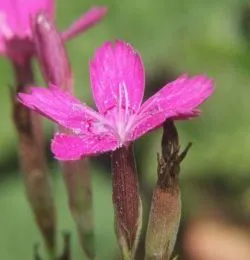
0 0 107 63
18 41 214 160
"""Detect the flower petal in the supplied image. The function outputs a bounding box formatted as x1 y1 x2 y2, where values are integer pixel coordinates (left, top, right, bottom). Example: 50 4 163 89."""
61 6 108 42
90 40 145 114
18 84 105 135
51 133 118 160
131 75 214 140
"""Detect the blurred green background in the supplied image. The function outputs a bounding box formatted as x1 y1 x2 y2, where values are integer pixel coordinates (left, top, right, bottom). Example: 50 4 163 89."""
0 0 250 259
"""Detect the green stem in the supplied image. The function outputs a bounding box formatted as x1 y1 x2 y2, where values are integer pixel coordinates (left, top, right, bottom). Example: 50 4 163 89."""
62 159 95 259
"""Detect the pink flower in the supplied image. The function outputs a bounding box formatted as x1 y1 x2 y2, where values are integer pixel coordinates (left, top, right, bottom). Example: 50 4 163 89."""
0 0 54 62
18 41 214 160
0 1 107 63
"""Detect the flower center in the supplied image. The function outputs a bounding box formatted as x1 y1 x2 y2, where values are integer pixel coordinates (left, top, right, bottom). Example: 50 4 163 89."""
90 83 137 145
100 82 136 144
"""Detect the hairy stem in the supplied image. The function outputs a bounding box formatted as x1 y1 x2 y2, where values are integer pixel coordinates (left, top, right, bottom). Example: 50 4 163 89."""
111 144 142 259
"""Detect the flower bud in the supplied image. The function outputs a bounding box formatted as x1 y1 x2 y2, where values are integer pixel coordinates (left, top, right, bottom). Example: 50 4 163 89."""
12 58 56 257
32 12 95 259
32 12 73 91
145 121 191 260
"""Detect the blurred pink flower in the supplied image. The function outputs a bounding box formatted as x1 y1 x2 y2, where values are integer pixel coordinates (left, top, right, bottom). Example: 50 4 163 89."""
0 0 54 62
18 41 214 160
0 1 107 63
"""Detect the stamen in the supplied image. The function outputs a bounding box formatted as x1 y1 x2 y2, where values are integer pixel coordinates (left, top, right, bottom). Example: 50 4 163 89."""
122 82 129 122
101 83 135 144
118 82 123 123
